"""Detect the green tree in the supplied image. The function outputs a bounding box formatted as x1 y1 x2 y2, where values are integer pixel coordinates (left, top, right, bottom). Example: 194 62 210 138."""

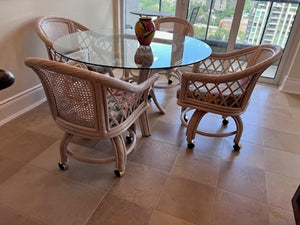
208 29 230 41
194 26 207 39
139 0 159 10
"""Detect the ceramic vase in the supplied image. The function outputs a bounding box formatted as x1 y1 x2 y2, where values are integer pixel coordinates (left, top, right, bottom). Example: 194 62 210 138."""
135 17 155 46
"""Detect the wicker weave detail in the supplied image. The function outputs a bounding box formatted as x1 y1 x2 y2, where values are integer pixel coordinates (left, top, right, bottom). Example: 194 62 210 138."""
107 88 143 128
197 53 252 74
39 68 97 129
186 76 252 107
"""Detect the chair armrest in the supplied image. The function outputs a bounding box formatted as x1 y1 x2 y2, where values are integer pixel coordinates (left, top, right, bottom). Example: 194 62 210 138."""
95 71 159 94
181 69 256 83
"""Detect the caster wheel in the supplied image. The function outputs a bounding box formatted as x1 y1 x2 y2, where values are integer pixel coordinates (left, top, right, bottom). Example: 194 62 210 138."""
187 142 195 149
168 79 173 85
58 162 68 170
148 94 152 100
233 143 242 151
184 114 188 123
114 170 125 177
222 118 229 126
126 135 132 143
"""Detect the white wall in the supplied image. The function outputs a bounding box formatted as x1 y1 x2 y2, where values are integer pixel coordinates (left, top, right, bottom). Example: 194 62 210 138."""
0 0 113 101
0 0 114 124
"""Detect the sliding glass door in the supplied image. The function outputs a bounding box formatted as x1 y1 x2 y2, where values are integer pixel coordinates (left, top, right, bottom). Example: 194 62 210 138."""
123 0 300 84
186 0 300 82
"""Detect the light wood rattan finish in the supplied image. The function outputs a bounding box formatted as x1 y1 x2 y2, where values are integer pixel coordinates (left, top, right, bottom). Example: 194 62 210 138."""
36 16 113 76
36 16 89 61
177 44 283 150
25 57 159 176
153 16 194 89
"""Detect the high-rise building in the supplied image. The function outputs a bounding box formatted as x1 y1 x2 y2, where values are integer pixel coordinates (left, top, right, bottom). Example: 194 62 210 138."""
244 1 297 48
213 0 226 11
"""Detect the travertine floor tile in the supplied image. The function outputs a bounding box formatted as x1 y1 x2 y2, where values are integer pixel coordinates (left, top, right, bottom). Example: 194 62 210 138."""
264 147 300 179
239 123 263 145
262 128 300 154
7 102 63 139
0 155 26 185
211 190 269 225
222 139 265 169
30 140 117 191
266 172 300 211
150 120 186 146
0 164 104 225
0 84 299 225
148 210 195 225
0 203 44 225
157 175 215 225
186 135 225 157
217 160 267 203
261 106 300 135
109 162 168 208
87 194 152 225
171 148 220 187
269 205 296 225
0 130 56 163
131 137 179 172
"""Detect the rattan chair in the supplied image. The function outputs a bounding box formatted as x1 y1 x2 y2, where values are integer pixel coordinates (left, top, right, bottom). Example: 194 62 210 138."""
153 16 194 88
25 57 159 177
177 44 283 150
36 16 89 61
36 16 113 76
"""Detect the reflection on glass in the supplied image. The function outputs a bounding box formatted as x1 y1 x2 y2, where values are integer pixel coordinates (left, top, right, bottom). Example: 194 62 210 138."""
134 46 154 68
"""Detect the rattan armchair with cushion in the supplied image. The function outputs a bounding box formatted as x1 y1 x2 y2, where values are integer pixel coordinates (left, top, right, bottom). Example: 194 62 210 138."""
25 57 159 177
177 44 283 150
36 16 113 76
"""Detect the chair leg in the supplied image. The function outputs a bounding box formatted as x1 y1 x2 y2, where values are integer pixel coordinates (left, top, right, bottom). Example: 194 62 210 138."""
139 111 151 137
149 89 166 114
186 110 207 148
58 132 73 170
232 115 243 151
111 135 127 177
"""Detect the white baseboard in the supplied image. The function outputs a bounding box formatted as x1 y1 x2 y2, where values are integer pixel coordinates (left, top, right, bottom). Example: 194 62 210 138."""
279 76 300 95
0 84 46 126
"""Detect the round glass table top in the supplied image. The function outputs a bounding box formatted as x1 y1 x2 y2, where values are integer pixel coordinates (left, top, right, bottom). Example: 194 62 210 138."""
53 29 212 70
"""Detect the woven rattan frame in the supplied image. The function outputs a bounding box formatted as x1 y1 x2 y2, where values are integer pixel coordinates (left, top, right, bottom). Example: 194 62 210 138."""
25 57 159 176
177 44 283 150
36 16 89 61
153 16 194 90
36 16 113 76
153 16 194 36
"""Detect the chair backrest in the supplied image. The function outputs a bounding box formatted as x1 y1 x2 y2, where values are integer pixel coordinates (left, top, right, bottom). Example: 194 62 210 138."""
180 45 283 114
24 57 153 137
189 6 200 25
154 16 194 37
36 16 89 61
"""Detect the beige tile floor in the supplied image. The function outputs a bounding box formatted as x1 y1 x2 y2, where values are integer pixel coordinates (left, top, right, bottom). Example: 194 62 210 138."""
0 84 299 225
